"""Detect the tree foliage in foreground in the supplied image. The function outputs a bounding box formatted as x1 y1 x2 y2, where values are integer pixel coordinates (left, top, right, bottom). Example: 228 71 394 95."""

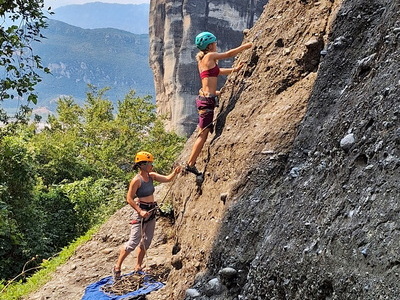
0 0 51 123
0 88 185 281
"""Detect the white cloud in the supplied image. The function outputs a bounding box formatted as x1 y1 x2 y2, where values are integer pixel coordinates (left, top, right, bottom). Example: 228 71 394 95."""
44 0 150 10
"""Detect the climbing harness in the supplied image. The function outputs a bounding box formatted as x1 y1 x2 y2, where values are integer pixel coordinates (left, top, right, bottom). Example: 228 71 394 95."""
199 89 219 107
129 170 176 224
129 202 158 225
198 108 214 115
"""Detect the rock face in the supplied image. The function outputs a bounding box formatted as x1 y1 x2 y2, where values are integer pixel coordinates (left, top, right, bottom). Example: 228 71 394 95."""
25 0 399 299
151 0 400 299
149 0 268 136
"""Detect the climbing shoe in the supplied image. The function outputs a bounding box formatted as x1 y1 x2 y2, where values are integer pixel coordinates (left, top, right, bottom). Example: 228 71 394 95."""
185 164 201 176
196 173 204 185
112 267 121 281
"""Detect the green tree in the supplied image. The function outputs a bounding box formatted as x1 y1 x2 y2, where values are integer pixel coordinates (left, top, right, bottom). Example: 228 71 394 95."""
35 186 80 251
33 129 94 186
0 89 185 282
54 96 84 128
0 131 41 279
61 177 125 234
32 97 92 186
0 0 51 122
142 118 185 173
111 90 157 176
80 87 117 177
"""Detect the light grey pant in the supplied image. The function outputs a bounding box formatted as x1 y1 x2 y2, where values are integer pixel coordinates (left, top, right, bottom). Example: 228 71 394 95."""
125 211 156 252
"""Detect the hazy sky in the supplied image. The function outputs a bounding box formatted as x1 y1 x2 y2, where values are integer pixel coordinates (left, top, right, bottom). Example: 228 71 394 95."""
44 0 150 9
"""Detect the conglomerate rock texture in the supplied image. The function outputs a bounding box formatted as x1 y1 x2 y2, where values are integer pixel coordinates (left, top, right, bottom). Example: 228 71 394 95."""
149 0 268 136
153 0 399 298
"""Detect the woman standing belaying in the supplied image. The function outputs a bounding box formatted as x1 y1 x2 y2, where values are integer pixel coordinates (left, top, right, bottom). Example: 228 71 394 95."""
112 151 181 281
186 32 252 178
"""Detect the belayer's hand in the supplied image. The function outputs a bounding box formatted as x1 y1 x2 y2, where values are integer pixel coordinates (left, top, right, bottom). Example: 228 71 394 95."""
139 210 149 218
174 166 182 175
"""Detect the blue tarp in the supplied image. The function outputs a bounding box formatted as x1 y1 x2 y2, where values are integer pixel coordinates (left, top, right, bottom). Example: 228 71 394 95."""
82 272 165 300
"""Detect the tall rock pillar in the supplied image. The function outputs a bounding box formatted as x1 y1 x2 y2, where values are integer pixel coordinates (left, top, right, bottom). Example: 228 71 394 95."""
149 0 268 136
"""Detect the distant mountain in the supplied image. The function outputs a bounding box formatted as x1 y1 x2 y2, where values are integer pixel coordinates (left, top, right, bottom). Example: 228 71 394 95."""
52 3 149 34
31 19 154 112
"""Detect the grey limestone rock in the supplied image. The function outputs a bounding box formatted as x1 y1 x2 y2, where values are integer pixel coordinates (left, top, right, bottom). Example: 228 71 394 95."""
149 0 268 136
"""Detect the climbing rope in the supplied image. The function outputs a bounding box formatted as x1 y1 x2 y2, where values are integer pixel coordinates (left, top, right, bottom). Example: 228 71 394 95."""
104 265 170 295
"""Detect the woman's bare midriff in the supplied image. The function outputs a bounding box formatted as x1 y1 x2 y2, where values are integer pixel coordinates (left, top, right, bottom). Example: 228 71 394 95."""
137 195 155 203
201 77 218 95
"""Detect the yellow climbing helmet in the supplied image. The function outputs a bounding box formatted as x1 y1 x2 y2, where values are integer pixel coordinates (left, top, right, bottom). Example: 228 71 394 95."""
134 151 154 163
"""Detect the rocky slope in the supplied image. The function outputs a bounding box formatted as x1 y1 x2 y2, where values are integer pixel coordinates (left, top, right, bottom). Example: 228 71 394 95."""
149 0 269 136
151 0 399 298
25 0 399 299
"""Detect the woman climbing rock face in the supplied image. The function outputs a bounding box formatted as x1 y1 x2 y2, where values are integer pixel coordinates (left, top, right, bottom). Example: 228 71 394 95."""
186 32 252 180
113 151 181 281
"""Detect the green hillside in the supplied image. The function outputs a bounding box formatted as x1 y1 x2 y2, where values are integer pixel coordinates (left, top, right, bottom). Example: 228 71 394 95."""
31 19 154 111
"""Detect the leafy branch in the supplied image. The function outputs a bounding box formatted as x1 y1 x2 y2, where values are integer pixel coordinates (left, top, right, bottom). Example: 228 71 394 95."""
0 0 52 122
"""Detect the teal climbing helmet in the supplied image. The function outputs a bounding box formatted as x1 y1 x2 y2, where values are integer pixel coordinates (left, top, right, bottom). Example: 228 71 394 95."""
195 32 217 50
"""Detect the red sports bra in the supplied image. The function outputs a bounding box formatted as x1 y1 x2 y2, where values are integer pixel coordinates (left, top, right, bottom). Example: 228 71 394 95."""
200 64 220 79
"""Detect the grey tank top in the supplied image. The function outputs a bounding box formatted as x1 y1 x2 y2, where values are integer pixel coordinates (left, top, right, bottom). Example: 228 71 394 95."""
135 175 155 198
